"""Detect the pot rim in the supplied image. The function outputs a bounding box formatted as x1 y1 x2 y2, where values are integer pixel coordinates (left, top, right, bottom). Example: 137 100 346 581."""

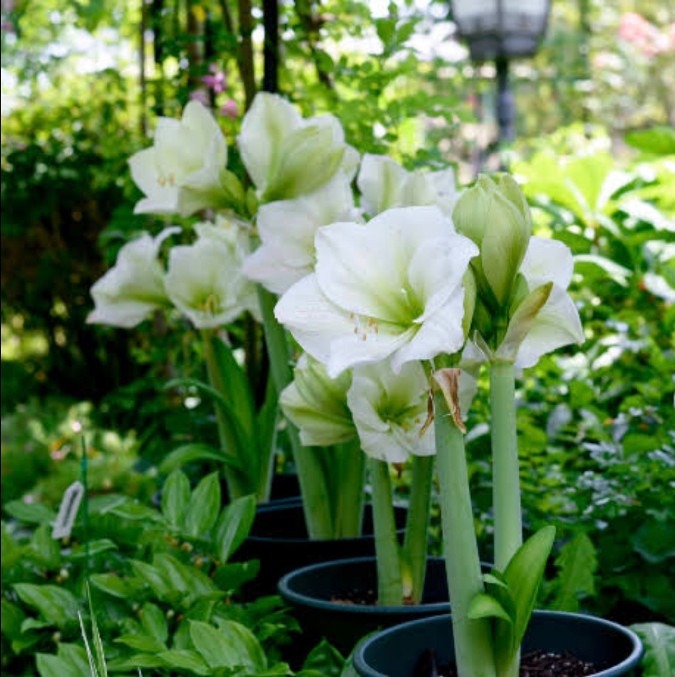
353 609 644 677
278 556 451 615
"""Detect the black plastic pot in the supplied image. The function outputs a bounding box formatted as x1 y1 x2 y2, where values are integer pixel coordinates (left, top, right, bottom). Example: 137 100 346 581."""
278 556 451 663
353 610 644 677
235 503 407 598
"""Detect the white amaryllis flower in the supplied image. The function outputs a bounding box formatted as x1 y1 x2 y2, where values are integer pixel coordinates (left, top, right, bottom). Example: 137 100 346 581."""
243 175 358 294
357 154 458 218
275 205 478 377
347 360 434 463
129 101 229 217
87 227 178 328
280 353 356 446
237 92 359 203
164 220 259 328
498 237 584 368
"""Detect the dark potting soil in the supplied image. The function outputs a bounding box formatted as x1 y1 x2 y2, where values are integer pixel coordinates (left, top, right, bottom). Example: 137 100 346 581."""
414 648 601 677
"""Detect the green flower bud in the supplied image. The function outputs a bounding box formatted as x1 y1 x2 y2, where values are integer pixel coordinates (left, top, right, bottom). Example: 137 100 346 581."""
453 173 532 310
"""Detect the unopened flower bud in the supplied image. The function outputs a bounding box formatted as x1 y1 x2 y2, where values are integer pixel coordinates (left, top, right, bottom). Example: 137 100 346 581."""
453 174 531 310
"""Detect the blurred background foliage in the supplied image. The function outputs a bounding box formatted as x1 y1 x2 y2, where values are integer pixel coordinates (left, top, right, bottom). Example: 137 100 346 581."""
1 0 674 638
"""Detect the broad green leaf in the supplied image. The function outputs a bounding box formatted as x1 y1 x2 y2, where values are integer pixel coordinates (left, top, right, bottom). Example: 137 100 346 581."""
573 254 632 287
55 643 89 672
3 500 56 525
155 649 210 674
161 469 191 527
498 525 556 659
467 593 513 624
1 599 26 639
214 494 256 562
212 561 260 592
69 539 117 560
89 573 143 599
130 559 170 599
114 633 167 652
550 532 597 612
189 619 266 671
108 501 162 522
36 652 83 677
13 583 81 628
630 623 675 677
158 444 226 475
301 638 345 676
183 472 221 538
632 520 675 564
139 602 168 643
625 126 675 156
28 523 61 568
152 553 218 601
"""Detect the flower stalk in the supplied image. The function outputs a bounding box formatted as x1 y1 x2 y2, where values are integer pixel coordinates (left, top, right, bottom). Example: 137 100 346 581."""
490 360 523 571
368 457 403 606
433 388 496 677
257 285 337 538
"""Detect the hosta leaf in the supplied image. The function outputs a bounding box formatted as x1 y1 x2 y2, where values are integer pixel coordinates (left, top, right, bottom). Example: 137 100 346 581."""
190 619 266 671
161 469 191 527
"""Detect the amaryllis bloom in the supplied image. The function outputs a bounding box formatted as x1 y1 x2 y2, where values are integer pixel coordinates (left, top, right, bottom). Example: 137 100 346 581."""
280 353 356 446
347 360 434 463
275 205 478 378
243 175 358 294
498 237 584 369
357 153 458 218
164 220 259 329
128 101 229 217
87 227 178 328
237 92 359 203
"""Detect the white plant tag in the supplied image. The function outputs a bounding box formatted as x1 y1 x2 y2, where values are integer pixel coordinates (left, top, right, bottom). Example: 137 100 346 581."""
52 481 84 539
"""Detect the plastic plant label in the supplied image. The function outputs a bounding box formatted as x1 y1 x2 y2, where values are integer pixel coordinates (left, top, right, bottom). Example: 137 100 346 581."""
52 481 84 539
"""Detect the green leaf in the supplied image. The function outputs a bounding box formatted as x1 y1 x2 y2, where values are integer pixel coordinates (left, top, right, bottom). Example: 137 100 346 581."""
130 559 171 599
573 254 632 287
497 525 556 662
89 573 143 599
183 472 221 538
3 500 56 524
212 561 260 592
37 651 85 677
625 126 675 156
467 593 513 624
550 532 597 612
139 602 168 643
13 583 81 628
632 520 675 564
155 649 210 674
28 523 61 568
158 444 227 475
215 494 256 562
115 633 167 652
69 539 117 560
301 638 345 676
161 469 191 527
1 599 26 640
630 623 674 677
190 619 267 671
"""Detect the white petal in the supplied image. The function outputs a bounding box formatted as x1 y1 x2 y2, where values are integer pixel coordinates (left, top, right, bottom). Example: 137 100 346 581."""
521 237 575 290
243 245 308 295
391 291 467 371
513 285 585 369
357 154 407 215
128 148 179 214
275 275 355 366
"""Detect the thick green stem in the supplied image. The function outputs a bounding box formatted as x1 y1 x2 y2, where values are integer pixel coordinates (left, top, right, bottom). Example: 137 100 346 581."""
434 391 496 677
402 454 433 603
368 457 403 605
257 286 334 538
333 439 366 537
489 361 522 571
202 330 249 499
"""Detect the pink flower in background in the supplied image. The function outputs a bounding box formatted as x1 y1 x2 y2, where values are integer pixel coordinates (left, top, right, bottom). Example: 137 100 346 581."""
203 64 227 94
618 12 671 56
220 99 239 119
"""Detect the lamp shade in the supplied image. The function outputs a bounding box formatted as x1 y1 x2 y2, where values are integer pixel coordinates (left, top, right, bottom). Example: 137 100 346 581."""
451 0 551 61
